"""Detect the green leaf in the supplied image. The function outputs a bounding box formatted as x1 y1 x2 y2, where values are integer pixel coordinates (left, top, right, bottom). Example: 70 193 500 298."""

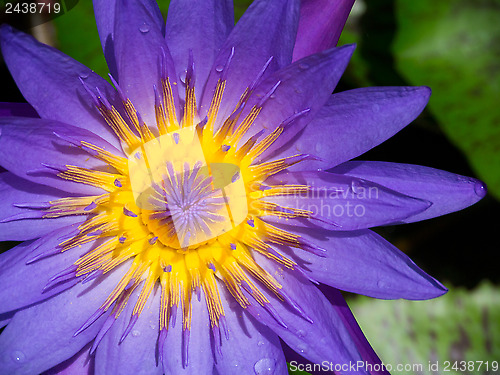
393 0 500 199
53 1 109 78
349 282 500 374
288 362 312 375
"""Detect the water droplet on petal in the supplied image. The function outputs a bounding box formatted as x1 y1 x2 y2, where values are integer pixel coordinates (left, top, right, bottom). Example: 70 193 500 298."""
314 143 322 153
298 63 309 70
351 181 359 194
11 351 25 363
294 88 302 94
372 103 380 112
132 330 141 337
79 71 89 79
377 280 386 288
474 180 487 198
297 344 307 354
179 70 187 84
257 340 265 347
215 65 224 73
297 329 306 338
139 23 150 33
254 358 276 375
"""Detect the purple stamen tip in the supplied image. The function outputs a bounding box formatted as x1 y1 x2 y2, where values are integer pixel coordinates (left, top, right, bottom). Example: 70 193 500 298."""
172 132 180 144
231 172 240 183
247 219 254 227
84 201 97 211
230 243 237 250
258 80 281 107
164 264 172 273
123 207 138 218
114 179 123 188
221 144 231 152
208 263 216 272
149 236 158 245
118 236 127 244
120 314 139 343
86 229 103 237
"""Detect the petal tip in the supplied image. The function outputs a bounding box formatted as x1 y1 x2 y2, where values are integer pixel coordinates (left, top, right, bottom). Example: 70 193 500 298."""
473 178 487 200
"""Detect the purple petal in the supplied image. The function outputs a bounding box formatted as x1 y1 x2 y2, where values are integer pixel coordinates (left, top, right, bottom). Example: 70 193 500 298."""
0 172 84 241
113 0 179 128
332 161 487 222
0 25 121 148
93 0 164 78
215 287 288 375
283 86 431 169
42 344 94 375
0 311 14 329
262 170 430 230
272 224 447 300
161 292 213 374
95 287 161 375
293 0 354 61
320 286 390 375
244 253 369 374
0 117 119 195
165 0 234 101
200 0 300 121
239 45 355 162
0 102 38 118
0 223 91 314
0 264 127 375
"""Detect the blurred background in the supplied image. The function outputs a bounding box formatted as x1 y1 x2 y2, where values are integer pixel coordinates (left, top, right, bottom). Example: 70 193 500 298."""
1 1 499 374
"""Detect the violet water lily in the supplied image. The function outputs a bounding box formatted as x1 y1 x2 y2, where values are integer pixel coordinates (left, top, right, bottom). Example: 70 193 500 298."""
0 0 486 374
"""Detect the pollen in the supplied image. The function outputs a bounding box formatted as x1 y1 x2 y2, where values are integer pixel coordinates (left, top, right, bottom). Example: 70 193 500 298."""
39 52 316 359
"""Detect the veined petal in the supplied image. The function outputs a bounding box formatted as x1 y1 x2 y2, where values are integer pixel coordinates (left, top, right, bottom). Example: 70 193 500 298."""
262 170 430 230
0 102 37 118
200 0 300 121
0 117 118 195
43 344 94 375
93 0 164 78
320 287 390 375
94 287 161 375
0 25 121 148
0 223 90 314
0 172 84 241
272 224 447 300
245 253 369 375
215 288 288 375
239 44 355 161
332 161 487 222
293 0 355 61
165 0 234 101
0 265 127 375
283 86 431 169
161 292 213 374
114 0 180 128
0 312 14 330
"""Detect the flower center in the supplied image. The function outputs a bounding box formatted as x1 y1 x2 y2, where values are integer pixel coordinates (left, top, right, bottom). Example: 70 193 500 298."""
130 127 248 250
37 53 317 358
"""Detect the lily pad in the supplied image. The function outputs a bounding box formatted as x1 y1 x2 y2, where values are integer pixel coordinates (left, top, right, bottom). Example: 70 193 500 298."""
349 282 500 374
